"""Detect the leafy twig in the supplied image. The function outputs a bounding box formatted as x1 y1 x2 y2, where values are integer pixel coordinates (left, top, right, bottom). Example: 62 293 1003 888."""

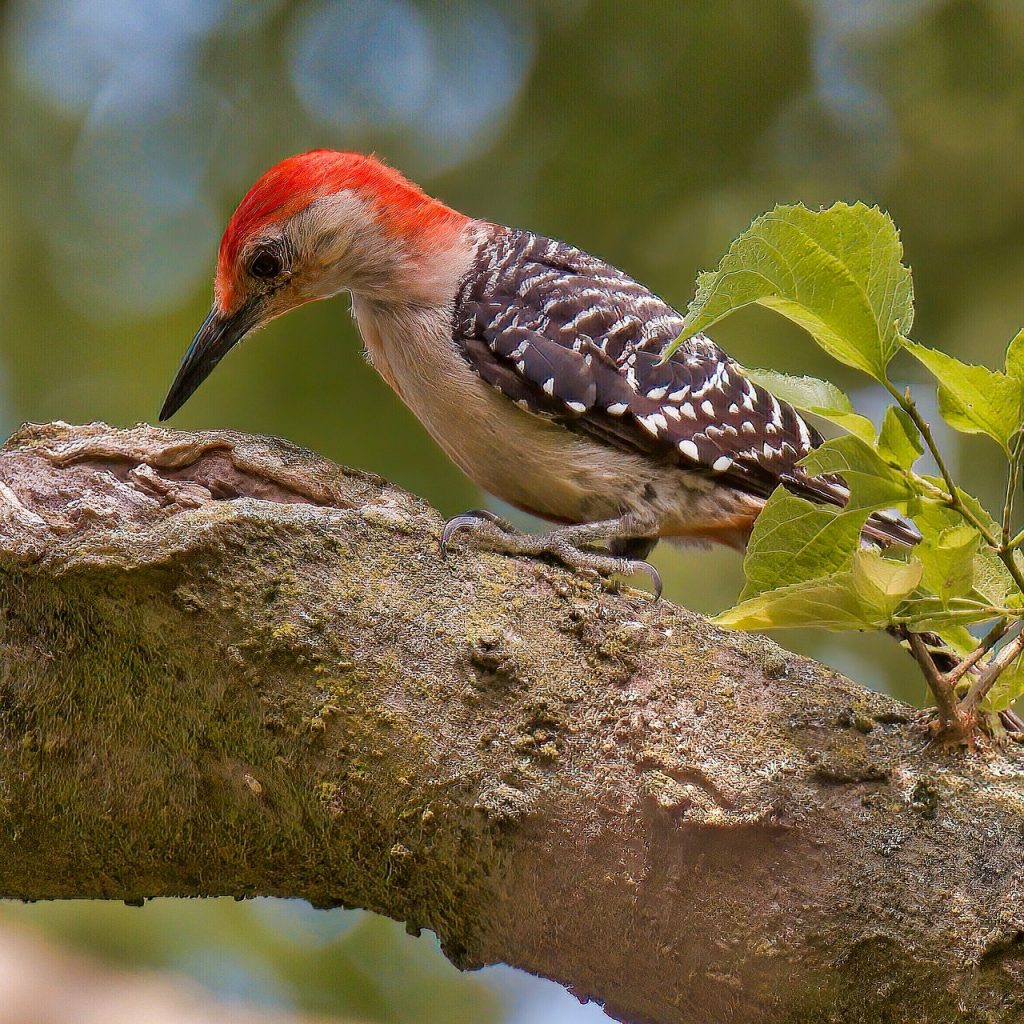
945 618 1010 687
887 380 1024 598
961 621 1024 715
681 203 1024 735
887 381 961 503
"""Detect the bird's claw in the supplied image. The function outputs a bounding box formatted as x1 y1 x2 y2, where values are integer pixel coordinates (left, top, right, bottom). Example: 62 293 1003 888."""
440 510 662 600
571 548 662 601
440 509 516 556
631 559 663 602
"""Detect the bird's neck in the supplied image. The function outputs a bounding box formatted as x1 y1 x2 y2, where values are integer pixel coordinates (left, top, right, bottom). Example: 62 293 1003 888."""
349 217 482 309
349 222 483 401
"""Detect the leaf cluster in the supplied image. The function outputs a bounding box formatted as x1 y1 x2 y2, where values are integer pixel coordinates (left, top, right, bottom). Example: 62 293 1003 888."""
668 203 1024 725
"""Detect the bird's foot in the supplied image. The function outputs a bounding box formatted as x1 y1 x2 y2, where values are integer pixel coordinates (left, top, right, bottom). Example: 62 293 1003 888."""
440 510 662 599
440 509 519 551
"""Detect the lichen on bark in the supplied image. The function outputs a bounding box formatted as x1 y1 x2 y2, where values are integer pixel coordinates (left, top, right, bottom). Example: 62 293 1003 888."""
1 421 1023 1024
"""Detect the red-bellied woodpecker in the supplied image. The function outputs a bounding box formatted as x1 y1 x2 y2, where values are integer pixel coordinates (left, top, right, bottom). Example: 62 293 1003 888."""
160 149 917 596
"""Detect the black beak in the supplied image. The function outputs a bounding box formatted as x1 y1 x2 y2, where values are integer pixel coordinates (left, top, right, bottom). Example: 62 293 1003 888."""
159 299 260 421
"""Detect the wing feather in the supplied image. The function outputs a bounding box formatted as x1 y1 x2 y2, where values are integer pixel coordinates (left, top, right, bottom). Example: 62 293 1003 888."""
454 227 919 546
454 228 833 502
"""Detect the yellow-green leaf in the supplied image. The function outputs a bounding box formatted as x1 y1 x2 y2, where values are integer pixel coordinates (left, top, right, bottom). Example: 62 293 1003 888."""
981 656 1024 712
972 549 1018 608
851 549 924 619
918 482 1001 533
1004 329 1024 380
913 507 980 602
904 340 1024 454
669 202 913 380
916 491 1011 608
800 434 915 510
714 573 883 631
715 550 921 632
877 405 923 470
740 487 866 600
738 367 876 442
931 624 981 658
712 561 921 630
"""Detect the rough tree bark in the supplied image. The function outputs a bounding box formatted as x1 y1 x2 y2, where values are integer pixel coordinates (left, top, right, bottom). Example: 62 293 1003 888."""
1 421 1023 1024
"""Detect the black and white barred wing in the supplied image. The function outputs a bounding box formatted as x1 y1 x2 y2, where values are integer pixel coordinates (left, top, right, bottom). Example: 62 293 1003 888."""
454 227 844 507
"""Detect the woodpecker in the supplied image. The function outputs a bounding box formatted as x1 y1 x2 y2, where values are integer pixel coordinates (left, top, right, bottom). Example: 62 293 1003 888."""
160 149 917 595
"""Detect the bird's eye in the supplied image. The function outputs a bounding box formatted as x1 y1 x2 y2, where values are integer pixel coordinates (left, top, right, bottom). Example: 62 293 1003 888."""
249 249 283 279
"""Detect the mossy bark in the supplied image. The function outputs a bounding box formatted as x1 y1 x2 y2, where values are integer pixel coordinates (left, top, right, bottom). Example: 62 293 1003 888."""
1 421 1023 1024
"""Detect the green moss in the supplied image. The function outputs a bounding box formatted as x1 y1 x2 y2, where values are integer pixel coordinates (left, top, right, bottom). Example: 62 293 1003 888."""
909 778 941 820
781 935 1008 1023
0 533 503 957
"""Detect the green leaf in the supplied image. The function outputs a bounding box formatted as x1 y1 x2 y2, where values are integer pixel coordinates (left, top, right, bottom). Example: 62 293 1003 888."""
877 406 923 469
926 525 978 601
814 409 880 445
972 549 1020 609
981 659 1024 712
670 202 913 379
739 487 866 600
800 434 915 510
735 367 849 412
714 573 883 631
956 487 1000 532
931 528 980 601
738 367 876 442
904 340 1024 454
931 623 981 658
1003 328 1024 381
715 550 921 632
916 491 1013 608
851 549 924 620
919 481 1000 533
913 507 980 602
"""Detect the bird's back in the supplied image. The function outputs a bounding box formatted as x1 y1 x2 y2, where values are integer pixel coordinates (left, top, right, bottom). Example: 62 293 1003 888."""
455 228 821 495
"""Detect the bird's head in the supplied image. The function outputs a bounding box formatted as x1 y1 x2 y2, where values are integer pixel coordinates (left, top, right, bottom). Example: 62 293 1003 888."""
159 149 469 420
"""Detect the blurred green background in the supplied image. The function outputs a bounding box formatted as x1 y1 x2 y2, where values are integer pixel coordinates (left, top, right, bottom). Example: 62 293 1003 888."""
2 0 1023 1019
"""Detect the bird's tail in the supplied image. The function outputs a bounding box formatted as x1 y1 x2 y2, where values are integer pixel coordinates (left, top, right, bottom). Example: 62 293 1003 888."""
861 507 922 548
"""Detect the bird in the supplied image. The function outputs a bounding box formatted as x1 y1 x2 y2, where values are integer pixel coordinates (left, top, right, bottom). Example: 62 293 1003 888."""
159 149 918 597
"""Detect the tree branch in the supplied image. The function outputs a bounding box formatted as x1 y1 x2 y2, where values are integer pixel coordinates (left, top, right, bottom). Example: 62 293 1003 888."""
1 421 1023 1024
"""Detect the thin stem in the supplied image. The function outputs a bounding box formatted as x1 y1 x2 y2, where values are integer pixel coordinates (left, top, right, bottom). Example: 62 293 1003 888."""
886 379 1024 595
1002 434 1023 547
961 620 1024 714
945 617 1010 687
886 381 961 504
892 608 1011 625
898 596 998 613
932 597 1000 611
911 474 952 502
905 629 964 728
